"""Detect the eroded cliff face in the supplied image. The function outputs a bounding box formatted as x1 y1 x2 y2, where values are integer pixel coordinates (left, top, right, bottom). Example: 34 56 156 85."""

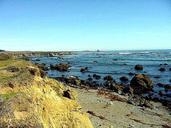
0 59 93 128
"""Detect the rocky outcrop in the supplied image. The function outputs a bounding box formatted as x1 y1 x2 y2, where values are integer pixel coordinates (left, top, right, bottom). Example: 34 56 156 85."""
35 63 49 71
93 74 101 80
159 67 166 72
134 65 143 70
80 67 88 73
50 63 70 72
130 74 153 94
103 75 113 81
120 76 129 82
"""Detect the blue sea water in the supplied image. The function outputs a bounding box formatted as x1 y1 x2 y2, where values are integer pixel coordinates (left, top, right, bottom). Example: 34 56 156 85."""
31 50 171 101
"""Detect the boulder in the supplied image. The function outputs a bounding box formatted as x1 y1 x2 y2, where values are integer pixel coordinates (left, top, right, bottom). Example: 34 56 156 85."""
123 86 133 94
66 76 81 86
104 75 113 81
63 90 73 99
134 65 143 70
159 67 166 72
120 76 129 82
164 84 171 92
157 83 165 87
104 81 115 90
35 63 48 71
80 67 88 73
112 84 124 94
130 74 153 94
154 76 160 79
128 72 134 76
93 74 101 80
50 63 70 72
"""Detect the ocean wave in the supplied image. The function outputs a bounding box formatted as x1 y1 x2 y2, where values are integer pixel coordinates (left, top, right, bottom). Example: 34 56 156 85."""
118 52 132 55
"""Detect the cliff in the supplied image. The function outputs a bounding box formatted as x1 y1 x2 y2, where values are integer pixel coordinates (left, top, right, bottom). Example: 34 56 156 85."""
0 59 93 128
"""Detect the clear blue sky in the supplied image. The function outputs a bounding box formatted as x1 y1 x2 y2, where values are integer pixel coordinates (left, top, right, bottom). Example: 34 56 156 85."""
0 0 171 51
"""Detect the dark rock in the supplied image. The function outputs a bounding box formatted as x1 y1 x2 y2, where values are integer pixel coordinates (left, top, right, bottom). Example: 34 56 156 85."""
164 84 171 91
134 65 143 70
28 67 38 76
164 63 168 65
80 80 86 85
128 72 134 76
93 74 101 80
48 53 55 57
36 63 48 71
112 84 124 94
159 91 164 97
159 67 166 72
35 59 40 61
6 66 20 72
50 63 70 72
87 77 93 81
50 64 55 69
63 90 72 99
113 59 118 61
169 79 171 83
104 81 115 90
154 76 160 79
169 68 171 71
8 82 14 88
120 76 129 82
130 74 153 94
157 83 165 87
104 75 113 81
128 95 153 109
123 86 133 94
40 70 47 78
80 67 88 73
66 76 81 86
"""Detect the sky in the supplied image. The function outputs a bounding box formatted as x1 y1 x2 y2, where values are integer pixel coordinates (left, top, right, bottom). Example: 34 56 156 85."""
0 0 171 51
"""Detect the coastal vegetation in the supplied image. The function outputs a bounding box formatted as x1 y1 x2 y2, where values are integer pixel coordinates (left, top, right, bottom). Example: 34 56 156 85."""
0 56 93 128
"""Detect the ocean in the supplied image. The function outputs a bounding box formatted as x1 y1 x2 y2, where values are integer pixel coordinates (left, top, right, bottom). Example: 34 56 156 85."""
31 50 171 102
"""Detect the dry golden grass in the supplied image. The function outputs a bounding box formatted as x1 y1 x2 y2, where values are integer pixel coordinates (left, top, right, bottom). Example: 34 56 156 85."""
0 59 93 128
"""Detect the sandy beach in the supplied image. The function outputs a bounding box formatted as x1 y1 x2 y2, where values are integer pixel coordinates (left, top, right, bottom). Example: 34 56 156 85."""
73 87 171 128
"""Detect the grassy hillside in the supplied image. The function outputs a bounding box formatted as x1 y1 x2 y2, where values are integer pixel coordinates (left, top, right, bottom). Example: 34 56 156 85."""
0 59 93 128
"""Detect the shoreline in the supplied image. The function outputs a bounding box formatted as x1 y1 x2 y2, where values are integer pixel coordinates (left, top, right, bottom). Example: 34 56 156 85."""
73 87 171 128
0 52 171 127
